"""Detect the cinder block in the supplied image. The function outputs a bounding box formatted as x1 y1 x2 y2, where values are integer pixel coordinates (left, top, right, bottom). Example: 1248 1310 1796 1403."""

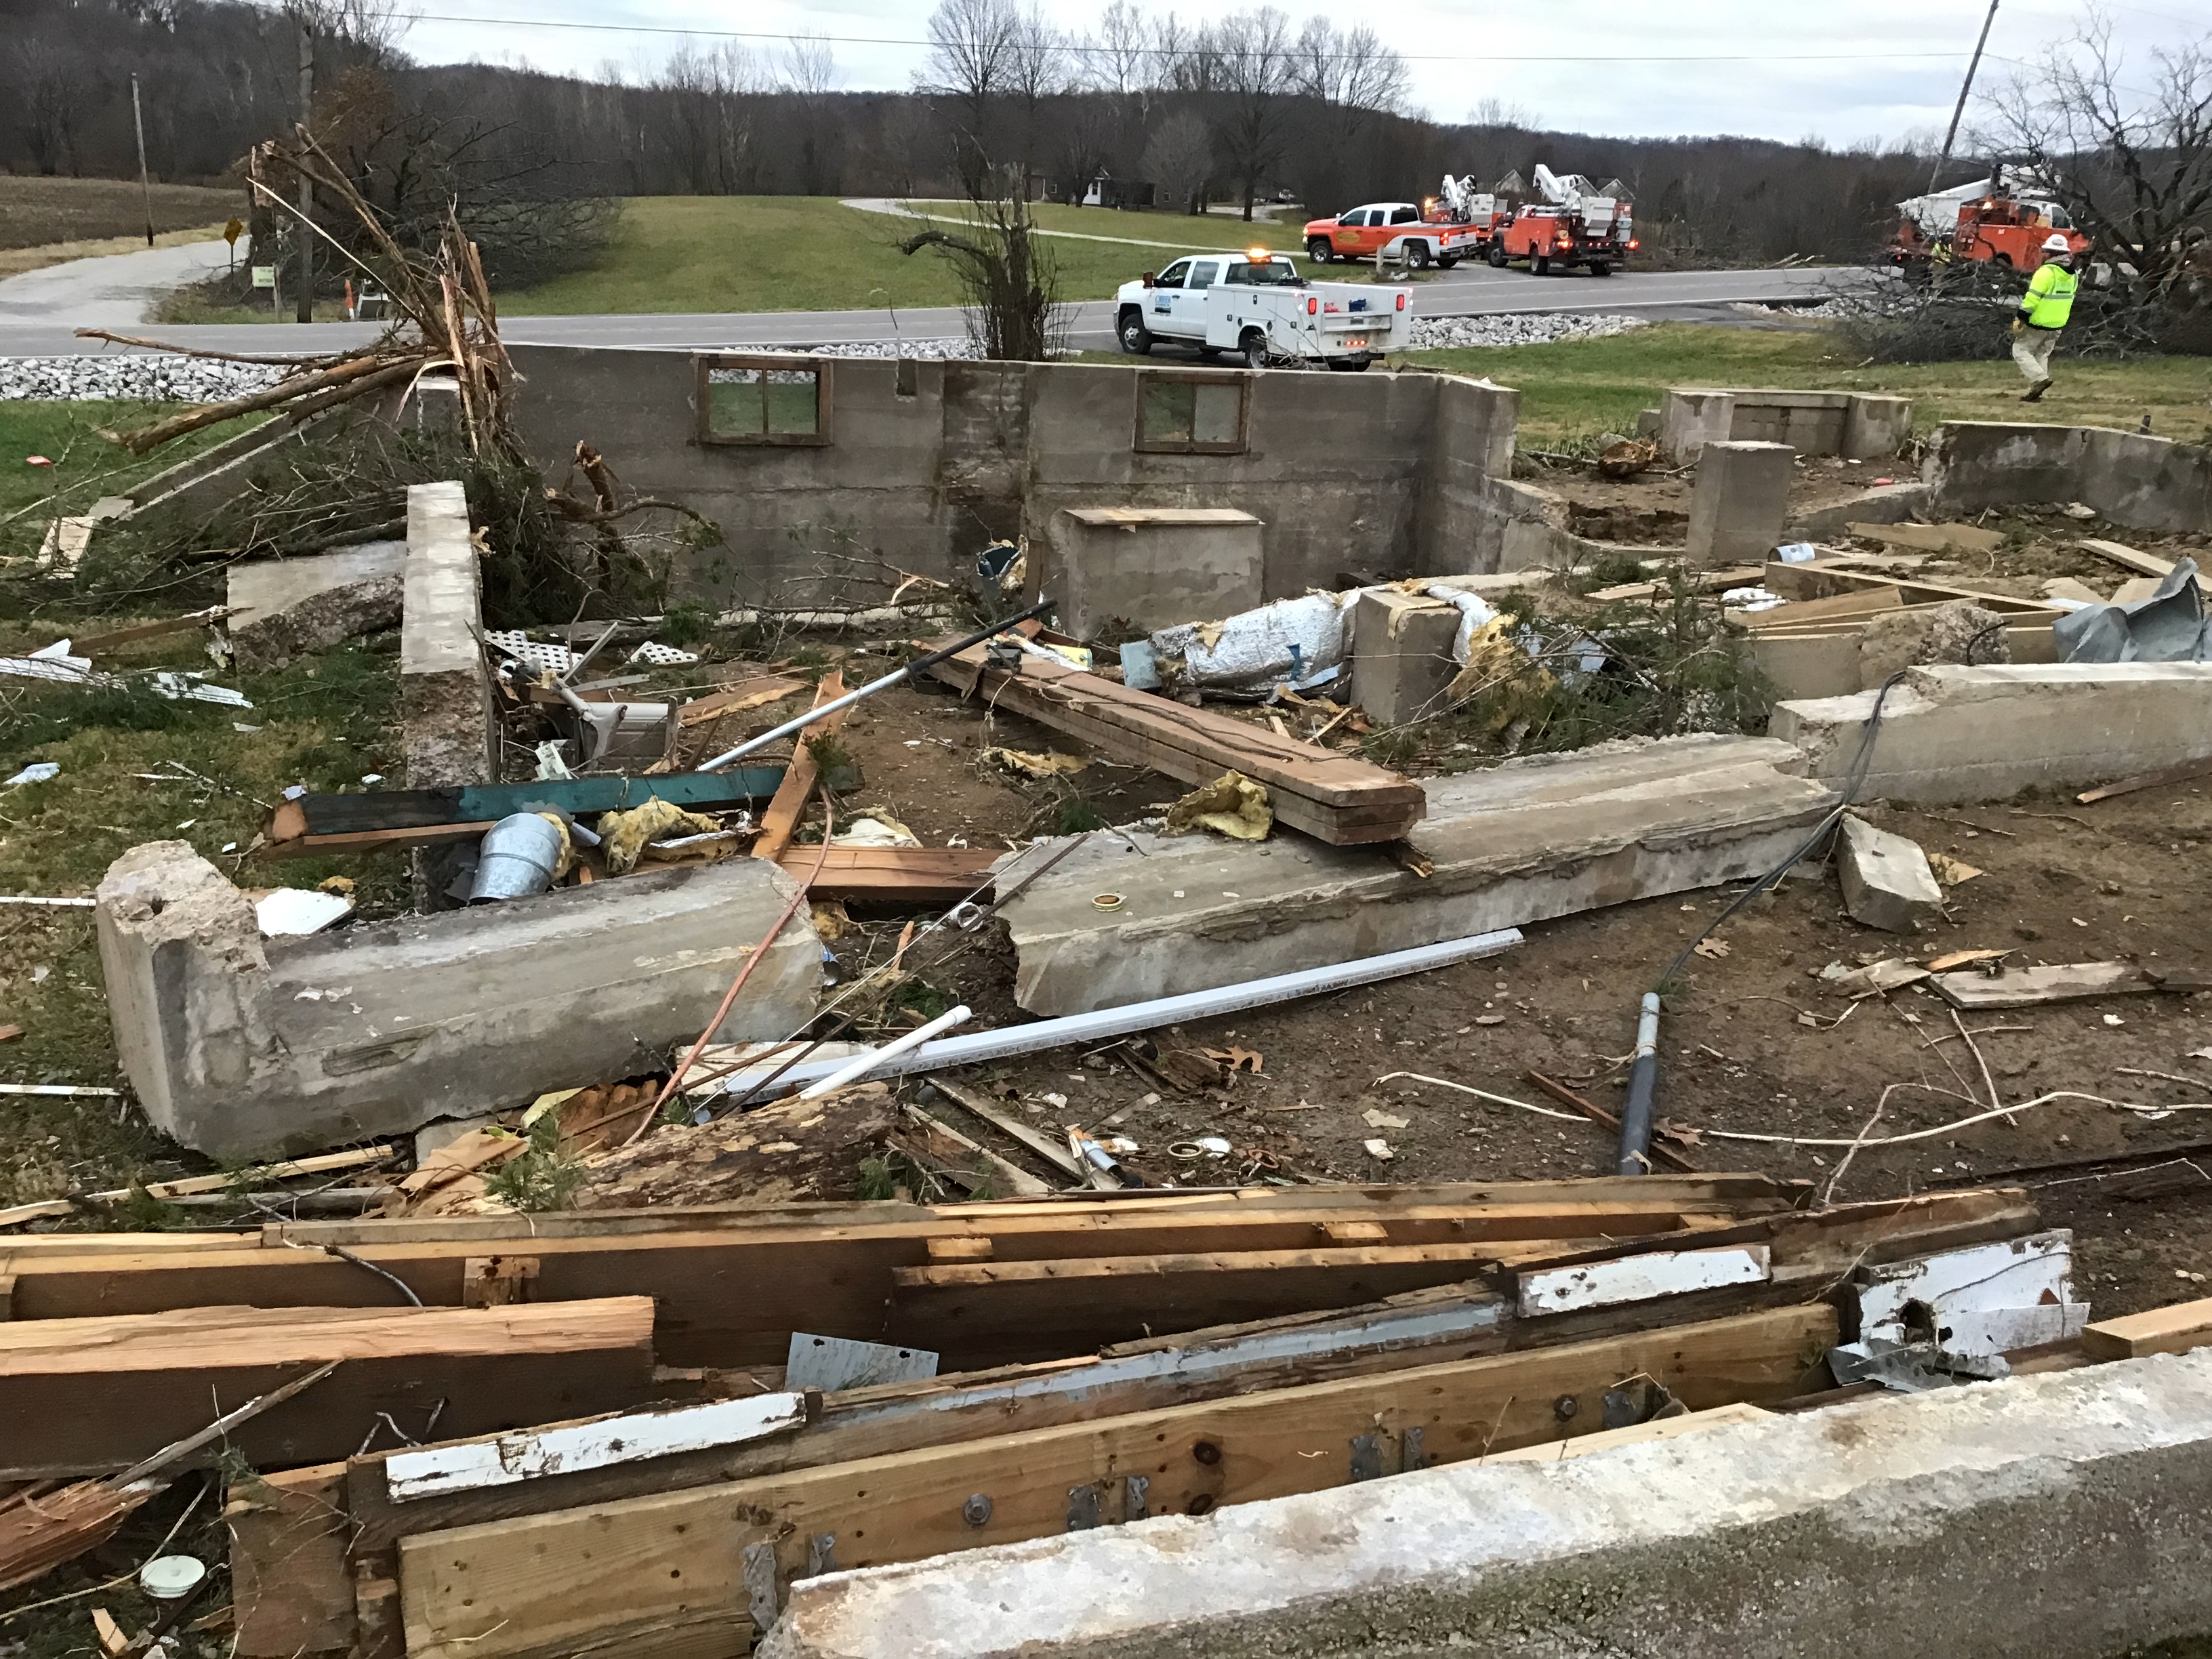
1686 441 1795 567
1350 590 1460 724
1837 813 1944 933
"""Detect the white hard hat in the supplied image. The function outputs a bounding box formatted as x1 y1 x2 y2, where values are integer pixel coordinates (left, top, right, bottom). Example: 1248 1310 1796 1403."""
2044 233 2072 251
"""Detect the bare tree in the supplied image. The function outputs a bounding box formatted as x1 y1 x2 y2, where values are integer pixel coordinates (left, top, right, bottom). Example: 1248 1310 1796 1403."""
1294 20 1407 117
1080 1 1153 97
1211 8 1296 220
1143 109 1214 213
283 0 411 63
656 41 763 194
1980 14 2212 303
902 178 1062 359
13 40 84 174
922 0 1022 169
1006 5 1069 177
1468 96 1537 130
781 30 840 195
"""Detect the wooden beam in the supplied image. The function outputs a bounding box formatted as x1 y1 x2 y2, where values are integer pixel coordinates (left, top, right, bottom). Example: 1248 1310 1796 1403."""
752 671 846 863
396 1305 1838 1659
899 1105 1053 1197
1931 960 2155 1009
0 1299 658 1478
2078 536 2208 593
677 675 808 726
2078 753 2212 806
926 642 1423 845
2081 1296 2212 1360
775 845 999 902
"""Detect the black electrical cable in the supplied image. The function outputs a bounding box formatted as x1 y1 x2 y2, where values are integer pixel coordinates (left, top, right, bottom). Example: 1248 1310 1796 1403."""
1610 617 2016 1176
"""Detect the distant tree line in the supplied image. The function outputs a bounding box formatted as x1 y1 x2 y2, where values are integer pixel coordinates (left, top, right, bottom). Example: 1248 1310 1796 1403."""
3 0 1948 267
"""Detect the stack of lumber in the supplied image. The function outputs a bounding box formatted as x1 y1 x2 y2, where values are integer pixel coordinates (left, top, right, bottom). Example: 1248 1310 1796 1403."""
926 638 1425 845
0 1176 2081 1659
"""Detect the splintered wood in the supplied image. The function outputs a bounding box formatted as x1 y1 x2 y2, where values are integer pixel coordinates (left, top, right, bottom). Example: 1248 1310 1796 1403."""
926 640 1425 844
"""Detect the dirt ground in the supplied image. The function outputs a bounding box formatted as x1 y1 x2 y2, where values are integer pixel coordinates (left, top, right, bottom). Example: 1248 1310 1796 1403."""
8 487 2212 1338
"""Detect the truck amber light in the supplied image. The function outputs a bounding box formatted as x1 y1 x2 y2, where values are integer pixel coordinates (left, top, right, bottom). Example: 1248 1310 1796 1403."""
1308 297 1318 314
1628 238 1640 249
1395 293 1406 310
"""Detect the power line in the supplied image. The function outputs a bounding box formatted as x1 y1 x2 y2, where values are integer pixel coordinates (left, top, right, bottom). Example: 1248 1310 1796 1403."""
400 12 1981 68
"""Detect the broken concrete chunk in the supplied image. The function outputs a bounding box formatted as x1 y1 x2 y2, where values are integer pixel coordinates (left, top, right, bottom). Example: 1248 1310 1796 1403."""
1686 441 1793 568
1858 598 2014 686
226 541 406 670
1837 814 1943 933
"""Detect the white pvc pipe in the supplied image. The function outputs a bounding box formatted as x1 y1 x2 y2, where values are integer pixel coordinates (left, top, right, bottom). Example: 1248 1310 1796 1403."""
798 1003 972 1099
722 928 1522 1101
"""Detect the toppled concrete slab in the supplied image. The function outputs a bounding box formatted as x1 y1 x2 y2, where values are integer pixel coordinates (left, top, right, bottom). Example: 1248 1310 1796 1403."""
996 735 1836 1017
228 541 406 669
761 1352 2212 1659
1771 663 2212 804
1786 480 1931 543
95 841 821 1159
1838 813 1942 933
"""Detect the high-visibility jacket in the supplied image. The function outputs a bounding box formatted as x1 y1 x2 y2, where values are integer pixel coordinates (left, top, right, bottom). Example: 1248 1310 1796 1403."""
2020 261 2078 329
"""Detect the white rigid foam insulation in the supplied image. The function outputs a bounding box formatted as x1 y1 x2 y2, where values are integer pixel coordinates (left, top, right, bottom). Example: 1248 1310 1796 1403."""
1517 1245 1773 1318
382 1391 806 1502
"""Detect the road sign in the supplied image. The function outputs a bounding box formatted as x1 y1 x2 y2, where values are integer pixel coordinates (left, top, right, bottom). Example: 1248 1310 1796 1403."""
224 218 245 247
251 265 276 289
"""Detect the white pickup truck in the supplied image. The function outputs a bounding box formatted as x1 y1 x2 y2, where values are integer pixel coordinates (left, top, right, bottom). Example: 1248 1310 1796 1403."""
1114 251 1412 371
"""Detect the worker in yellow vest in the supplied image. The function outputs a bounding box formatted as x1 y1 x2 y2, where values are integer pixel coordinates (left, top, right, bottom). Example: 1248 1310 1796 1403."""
2011 234 2079 403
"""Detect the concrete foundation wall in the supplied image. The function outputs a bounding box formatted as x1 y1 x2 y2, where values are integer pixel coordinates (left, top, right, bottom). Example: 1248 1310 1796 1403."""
94 842 822 1159
1662 389 1912 466
764 1353 2212 1659
1926 421 2212 535
401 483 493 790
507 349 1525 614
1044 509 1264 638
1771 661 2212 803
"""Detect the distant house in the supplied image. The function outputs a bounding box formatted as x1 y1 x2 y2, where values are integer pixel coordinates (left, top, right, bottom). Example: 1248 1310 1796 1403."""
1492 169 1525 197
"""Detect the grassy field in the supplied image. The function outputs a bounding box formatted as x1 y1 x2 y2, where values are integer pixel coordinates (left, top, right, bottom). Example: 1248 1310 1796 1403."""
0 173 237 251
1397 323 2212 449
0 399 255 527
502 196 1314 316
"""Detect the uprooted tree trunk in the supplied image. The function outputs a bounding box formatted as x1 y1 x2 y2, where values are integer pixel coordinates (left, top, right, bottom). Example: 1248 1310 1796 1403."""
900 174 1063 362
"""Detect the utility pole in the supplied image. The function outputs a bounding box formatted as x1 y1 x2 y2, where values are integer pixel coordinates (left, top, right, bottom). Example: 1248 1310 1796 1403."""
131 75 155 247
296 20 314 324
1929 0 2001 195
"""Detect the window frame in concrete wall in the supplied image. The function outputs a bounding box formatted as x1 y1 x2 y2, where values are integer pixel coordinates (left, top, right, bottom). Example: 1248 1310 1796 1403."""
1133 369 1250 456
695 354 834 447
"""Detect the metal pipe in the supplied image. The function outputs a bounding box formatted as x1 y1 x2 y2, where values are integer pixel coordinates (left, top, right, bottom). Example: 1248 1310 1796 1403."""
698 596 1055 773
693 928 1523 1099
1615 991 1663 1175
798 1004 972 1099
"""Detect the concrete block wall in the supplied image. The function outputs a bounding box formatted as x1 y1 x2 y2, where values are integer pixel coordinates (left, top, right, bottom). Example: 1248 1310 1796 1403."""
401 482 493 790
507 348 1527 614
1662 388 1913 465
1044 508 1263 637
94 842 823 1159
1926 421 2212 536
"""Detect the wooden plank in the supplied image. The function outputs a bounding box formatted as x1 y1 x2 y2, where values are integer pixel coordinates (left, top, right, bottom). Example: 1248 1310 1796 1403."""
678 675 808 726
87 1145 400 1205
396 1305 1837 1659
926 1078 1088 1180
331 1282 1511 1559
1481 1401 1771 1463
775 845 999 901
228 1464 356 1658
2078 536 2208 593
1731 586 1904 629
1931 960 2155 1009
899 1106 1052 1197
2078 753 2212 805
0 1298 659 1478
928 643 1423 845
2082 1296 2212 1361
260 820 498 859
263 771 787 849
752 671 846 863
1846 520 2005 555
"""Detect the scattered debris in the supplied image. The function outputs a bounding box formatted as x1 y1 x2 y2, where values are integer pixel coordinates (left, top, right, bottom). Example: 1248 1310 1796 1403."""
1162 771 1273 841
1838 814 1944 933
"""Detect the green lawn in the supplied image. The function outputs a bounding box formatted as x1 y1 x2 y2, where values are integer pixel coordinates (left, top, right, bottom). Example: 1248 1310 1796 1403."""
0 400 259 535
1397 324 2212 449
501 196 1312 316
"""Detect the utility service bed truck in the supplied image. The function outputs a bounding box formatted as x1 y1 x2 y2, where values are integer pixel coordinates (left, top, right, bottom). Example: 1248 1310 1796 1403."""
1116 249 1412 371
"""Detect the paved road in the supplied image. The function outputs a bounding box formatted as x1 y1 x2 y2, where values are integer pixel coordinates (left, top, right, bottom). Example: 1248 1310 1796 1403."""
0 242 1860 359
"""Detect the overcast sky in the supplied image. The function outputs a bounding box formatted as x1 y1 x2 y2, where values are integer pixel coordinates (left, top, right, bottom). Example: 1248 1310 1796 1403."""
397 0 2201 148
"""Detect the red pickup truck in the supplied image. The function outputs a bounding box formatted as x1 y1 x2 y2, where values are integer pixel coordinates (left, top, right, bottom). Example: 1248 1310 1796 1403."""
1303 203 1481 270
